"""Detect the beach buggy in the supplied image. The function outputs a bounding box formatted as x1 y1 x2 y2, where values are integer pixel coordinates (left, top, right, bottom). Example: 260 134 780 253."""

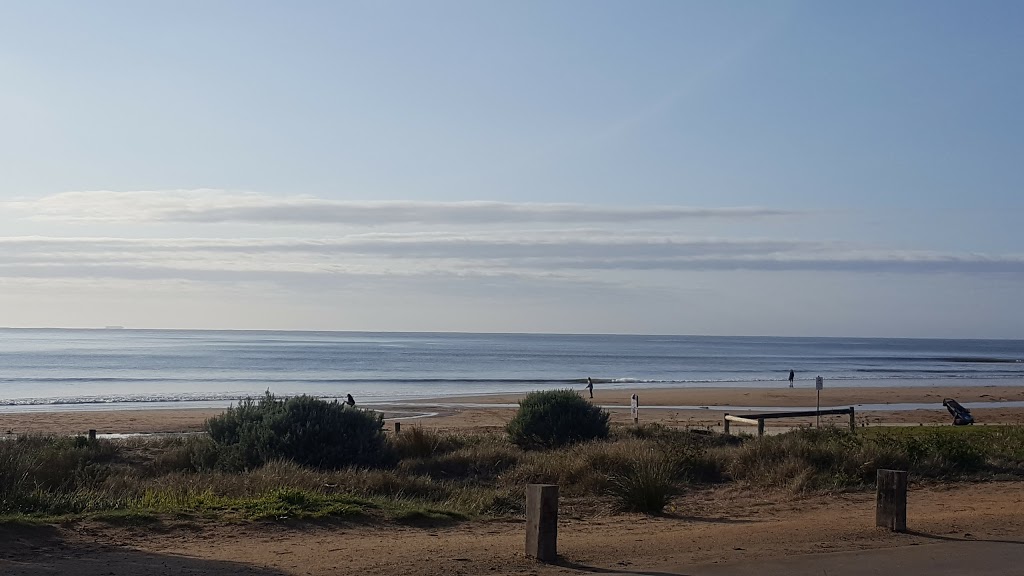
943 398 975 425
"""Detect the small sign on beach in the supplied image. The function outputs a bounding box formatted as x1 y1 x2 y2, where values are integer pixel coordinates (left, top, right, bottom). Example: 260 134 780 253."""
815 375 824 427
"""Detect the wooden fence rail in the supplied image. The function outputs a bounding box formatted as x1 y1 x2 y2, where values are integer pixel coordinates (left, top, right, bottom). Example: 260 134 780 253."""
724 407 856 436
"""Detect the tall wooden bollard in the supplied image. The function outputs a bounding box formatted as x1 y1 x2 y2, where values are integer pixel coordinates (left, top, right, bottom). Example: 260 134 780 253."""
875 469 908 531
88 429 97 441
525 484 558 562
394 422 401 433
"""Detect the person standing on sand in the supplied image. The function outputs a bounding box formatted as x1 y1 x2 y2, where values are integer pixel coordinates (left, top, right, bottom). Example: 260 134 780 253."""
586 377 594 399
789 369 795 388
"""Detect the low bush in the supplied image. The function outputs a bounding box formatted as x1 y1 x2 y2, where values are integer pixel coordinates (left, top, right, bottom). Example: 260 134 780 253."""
206 393 391 470
506 389 610 450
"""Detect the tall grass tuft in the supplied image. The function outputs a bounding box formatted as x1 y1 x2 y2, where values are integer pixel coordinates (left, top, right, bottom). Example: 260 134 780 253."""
606 450 677 514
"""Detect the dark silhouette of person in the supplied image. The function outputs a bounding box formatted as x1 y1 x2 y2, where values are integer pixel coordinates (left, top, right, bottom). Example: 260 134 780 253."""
586 377 594 399
345 394 356 407
789 369 795 388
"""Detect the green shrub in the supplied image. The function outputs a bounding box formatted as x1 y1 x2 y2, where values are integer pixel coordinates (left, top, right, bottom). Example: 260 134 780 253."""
506 389 610 450
869 429 988 476
206 393 391 470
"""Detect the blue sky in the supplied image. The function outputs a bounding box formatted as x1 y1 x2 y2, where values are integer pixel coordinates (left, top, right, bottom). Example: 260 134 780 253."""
1 1 1022 337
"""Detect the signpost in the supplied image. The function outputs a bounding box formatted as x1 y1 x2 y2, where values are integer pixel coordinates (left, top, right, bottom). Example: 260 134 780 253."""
630 394 639 424
815 375 824 427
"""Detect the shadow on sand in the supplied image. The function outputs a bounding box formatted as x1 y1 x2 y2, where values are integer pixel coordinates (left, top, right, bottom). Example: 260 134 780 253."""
658 513 757 525
555 558 693 576
0 523 289 576
905 529 1024 546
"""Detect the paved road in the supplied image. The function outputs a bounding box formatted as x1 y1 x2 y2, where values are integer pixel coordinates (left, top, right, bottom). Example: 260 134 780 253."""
668 541 1024 576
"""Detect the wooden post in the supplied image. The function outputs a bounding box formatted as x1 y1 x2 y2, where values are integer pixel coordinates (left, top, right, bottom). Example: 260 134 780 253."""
525 484 558 562
723 414 730 435
849 407 856 431
875 469 908 532
394 422 401 433
88 429 97 441
757 418 765 437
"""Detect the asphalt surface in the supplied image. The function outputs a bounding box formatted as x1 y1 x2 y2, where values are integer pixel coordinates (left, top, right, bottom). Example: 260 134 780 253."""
665 541 1024 576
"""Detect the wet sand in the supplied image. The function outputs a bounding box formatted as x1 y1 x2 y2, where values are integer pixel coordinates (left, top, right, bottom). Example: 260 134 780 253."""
3 384 1023 435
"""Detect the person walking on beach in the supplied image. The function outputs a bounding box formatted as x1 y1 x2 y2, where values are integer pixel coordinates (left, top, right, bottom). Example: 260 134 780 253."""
789 369 795 388
345 394 356 407
586 377 594 399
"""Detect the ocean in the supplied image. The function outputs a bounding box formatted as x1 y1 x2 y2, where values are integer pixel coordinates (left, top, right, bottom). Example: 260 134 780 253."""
0 329 1021 411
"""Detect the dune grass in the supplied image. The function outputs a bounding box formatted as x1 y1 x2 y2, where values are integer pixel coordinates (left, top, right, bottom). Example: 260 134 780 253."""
2 423 1021 523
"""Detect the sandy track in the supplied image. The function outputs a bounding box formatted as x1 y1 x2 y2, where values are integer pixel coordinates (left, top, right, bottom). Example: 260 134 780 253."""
2 482 1022 575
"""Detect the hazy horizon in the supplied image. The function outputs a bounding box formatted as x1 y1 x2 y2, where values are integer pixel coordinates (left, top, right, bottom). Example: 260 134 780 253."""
3 326 1023 343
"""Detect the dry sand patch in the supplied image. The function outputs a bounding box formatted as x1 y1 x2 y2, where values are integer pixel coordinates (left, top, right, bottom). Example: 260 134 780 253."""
2 482 1022 575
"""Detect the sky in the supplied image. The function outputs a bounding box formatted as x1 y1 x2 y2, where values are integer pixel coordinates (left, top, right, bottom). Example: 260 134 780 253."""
1 0 1022 337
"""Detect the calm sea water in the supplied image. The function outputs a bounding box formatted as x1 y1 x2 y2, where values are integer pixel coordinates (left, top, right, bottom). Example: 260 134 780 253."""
0 329 1022 409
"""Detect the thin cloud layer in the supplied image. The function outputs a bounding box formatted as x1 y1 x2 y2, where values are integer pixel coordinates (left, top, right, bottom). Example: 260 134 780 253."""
6 190 799 225
1 233 1022 286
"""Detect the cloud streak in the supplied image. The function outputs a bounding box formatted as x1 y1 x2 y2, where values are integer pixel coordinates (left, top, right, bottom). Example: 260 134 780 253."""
7 190 799 225
1 234 1022 286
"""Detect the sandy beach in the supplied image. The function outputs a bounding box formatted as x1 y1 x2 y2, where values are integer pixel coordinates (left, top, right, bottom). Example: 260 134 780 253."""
3 384 1023 436
3 384 1023 576
3 481 1023 575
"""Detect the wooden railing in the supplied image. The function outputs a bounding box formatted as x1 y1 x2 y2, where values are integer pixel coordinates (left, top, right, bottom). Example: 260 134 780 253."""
723 407 855 436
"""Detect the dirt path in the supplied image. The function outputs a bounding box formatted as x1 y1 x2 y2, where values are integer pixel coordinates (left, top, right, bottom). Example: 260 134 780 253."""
2 482 1022 575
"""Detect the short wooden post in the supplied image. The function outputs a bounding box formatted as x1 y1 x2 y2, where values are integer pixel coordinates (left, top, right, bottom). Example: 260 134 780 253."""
394 422 401 433
756 418 765 437
525 484 558 562
849 407 856 431
723 414 730 435
88 429 97 441
875 469 908 531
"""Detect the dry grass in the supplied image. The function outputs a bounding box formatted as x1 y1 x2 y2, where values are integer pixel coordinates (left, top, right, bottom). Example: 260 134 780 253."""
3 424 1022 522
